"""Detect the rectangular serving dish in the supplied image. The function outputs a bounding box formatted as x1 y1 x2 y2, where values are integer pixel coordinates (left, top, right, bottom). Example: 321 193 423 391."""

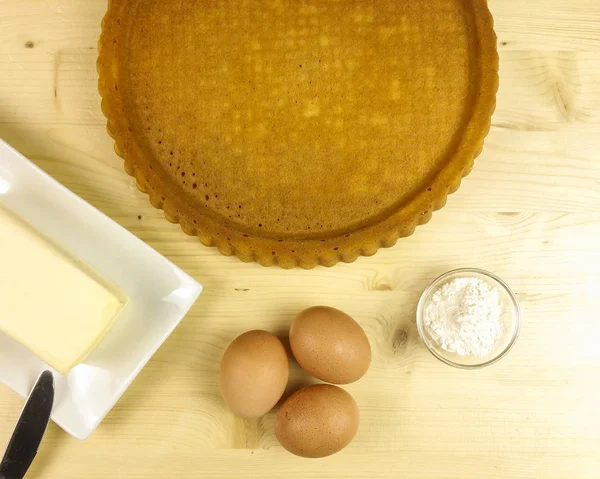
0 139 202 439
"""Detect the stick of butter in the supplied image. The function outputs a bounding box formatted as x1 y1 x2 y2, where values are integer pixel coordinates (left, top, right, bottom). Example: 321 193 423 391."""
0 206 128 375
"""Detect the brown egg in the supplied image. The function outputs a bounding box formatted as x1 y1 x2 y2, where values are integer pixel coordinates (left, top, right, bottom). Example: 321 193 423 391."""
290 306 371 384
219 330 289 418
275 384 359 458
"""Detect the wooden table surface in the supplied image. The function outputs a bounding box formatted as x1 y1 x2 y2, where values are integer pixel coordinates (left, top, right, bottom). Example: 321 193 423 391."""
1 1 599 478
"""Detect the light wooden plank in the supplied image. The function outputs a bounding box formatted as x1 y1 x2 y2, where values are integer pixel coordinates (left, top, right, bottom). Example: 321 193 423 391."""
492 0 600 51
2 50 600 212
2 0 600 53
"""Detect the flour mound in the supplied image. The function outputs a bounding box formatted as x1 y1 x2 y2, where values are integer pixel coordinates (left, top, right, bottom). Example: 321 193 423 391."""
424 277 503 357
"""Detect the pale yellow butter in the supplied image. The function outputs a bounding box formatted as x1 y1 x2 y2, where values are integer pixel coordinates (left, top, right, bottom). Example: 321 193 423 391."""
0 206 127 375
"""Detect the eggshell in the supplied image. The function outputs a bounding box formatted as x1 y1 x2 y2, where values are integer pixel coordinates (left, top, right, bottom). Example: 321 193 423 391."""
290 306 371 384
219 330 289 418
275 384 359 458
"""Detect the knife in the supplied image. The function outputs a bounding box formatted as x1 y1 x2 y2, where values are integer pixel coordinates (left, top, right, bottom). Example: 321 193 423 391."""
0 371 55 479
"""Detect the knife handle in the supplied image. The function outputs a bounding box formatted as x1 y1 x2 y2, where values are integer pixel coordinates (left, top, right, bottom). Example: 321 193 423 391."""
0 371 54 479
1 465 21 479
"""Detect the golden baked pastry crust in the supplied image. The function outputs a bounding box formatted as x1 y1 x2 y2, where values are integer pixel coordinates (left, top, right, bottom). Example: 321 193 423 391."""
98 0 498 268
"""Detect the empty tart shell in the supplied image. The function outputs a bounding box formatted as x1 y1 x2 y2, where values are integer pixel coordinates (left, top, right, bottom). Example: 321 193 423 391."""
98 0 499 268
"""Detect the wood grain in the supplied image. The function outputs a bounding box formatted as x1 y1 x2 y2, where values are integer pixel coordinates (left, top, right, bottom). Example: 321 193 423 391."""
1 1 600 478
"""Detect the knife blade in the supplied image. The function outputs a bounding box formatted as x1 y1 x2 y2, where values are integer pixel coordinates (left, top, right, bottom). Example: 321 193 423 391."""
0 371 55 479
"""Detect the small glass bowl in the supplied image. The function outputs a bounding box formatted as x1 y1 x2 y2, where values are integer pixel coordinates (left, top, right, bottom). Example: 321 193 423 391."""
416 268 521 369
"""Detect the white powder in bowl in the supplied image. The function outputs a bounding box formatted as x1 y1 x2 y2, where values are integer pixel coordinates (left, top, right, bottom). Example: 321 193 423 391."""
423 277 503 357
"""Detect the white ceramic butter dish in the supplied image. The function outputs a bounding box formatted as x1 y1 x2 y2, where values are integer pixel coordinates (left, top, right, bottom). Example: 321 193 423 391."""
0 139 202 439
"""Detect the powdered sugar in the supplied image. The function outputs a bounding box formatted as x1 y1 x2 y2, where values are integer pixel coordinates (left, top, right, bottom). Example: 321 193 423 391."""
424 277 503 357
